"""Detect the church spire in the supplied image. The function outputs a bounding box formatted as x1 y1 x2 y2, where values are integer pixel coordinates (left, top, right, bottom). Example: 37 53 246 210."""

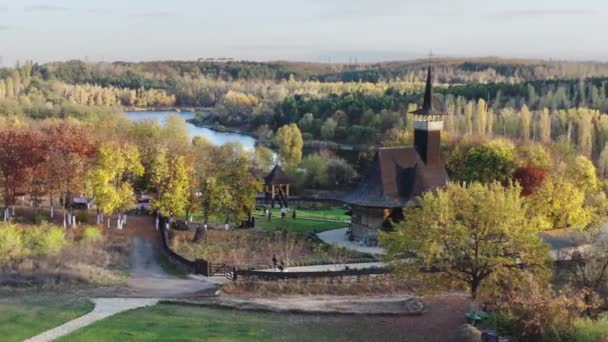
409 62 446 117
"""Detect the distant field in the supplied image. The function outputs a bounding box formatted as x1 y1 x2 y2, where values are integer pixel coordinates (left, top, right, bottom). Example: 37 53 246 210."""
0 296 93 342
255 217 346 233
59 303 458 341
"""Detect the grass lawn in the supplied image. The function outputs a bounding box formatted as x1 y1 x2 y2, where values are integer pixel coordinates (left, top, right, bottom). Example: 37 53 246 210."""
265 208 350 221
59 303 456 341
0 296 94 342
255 217 346 233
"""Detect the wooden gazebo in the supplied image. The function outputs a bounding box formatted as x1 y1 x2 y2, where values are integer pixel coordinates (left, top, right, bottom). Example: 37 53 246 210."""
264 165 291 208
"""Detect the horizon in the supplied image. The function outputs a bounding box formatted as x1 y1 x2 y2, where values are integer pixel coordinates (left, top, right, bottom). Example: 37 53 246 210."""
1 0 607 66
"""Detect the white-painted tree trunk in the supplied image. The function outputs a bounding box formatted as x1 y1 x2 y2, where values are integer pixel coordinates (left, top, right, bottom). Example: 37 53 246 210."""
107 217 111 228
50 205 54 219
123 214 127 225
72 216 76 228
189 214 193 223
11 206 15 216
155 217 159 230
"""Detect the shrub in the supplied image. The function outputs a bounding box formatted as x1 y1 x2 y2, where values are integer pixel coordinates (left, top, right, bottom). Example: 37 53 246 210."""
39 226 68 255
0 224 26 262
81 226 103 243
450 324 481 342
570 316 608 342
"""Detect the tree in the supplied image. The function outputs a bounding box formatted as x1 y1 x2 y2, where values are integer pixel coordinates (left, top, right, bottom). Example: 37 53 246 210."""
150 147 190 218
381 182 550 301
520 105 531 141
42 122 97 225
529 176 593 230
275 123 303 166
539 108 551 143
474 98 487 135
460 139 517 183
567 234 608 317
0 126 46 220
513 165 547 196
598 144 608 178
320 118 337 140
252 146 275 178
324 159 358 189
89 143 143 229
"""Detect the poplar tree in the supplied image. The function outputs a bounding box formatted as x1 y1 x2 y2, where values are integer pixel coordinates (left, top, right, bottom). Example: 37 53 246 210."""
5 78 14 98
150 147 190 218
520 105 531 141
474 99 487 135
539 108 551 143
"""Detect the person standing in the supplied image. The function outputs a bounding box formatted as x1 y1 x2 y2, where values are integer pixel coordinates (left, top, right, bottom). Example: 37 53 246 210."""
292 209 296 220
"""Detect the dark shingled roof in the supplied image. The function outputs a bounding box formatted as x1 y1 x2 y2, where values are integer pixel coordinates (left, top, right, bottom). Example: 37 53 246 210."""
264 165 291 185
342 147 448 207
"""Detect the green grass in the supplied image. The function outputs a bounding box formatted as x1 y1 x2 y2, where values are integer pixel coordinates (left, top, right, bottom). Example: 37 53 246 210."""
59 303 430 341
265 208 350 221
0 296 94 342
255 217 346 233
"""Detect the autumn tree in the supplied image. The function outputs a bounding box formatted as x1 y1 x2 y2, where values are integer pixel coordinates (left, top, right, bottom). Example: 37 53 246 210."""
512 165 547 196
150 147 190 218
275 123 303 166
381 182 550 301
459 139 517 183
42 122 97 226
89 143 143 229
0 126 46 220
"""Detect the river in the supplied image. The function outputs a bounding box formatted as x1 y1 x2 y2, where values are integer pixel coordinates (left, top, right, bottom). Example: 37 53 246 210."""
124 111 257 150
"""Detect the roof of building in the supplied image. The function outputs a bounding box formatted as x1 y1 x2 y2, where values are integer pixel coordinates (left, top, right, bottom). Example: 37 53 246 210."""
342 146 448 207
409 66 448 116
264 165 291 185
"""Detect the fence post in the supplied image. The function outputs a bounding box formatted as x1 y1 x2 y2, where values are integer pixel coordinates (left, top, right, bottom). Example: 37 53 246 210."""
195 259 209 276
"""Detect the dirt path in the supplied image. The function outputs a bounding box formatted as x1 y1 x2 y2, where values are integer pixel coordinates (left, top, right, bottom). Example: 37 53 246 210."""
124 236 217 298
26 217 218 341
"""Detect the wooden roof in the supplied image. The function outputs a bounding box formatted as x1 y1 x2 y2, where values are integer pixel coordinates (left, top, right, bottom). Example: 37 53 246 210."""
264 165 291 185
342 147 448 207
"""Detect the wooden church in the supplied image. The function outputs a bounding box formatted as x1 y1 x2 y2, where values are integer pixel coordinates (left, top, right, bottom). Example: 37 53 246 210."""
342 66 449 245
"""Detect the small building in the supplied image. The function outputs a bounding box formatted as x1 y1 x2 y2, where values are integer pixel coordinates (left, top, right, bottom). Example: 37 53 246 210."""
342 66 449 245
264 165 291 208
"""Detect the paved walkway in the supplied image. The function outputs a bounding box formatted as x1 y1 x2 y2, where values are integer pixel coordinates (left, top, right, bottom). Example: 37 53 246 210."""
258 261 386 272
27 227 218 341
317 228 386 255
26 298 158 342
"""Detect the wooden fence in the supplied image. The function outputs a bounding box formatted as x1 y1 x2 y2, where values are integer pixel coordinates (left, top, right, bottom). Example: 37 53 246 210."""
158 216 210 276
234 267 391 281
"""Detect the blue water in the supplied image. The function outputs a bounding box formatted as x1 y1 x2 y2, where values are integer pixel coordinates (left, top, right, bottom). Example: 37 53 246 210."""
125 111 257 150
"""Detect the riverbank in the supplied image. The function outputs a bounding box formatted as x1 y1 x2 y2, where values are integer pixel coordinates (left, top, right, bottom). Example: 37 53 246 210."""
123 106 214 113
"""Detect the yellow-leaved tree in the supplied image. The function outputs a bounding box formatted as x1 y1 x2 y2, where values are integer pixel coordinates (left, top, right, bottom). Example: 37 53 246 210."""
381 182 550 301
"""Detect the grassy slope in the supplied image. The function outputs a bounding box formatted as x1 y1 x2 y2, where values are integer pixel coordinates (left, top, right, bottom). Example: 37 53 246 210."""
60 303 437 341
255 218 346 233
0 297 94 342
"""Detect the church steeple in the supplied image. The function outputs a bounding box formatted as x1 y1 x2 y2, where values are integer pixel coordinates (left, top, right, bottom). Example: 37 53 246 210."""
409 62 446 167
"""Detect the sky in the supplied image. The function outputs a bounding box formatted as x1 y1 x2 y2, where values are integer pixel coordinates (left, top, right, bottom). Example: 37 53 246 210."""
0 0 607 66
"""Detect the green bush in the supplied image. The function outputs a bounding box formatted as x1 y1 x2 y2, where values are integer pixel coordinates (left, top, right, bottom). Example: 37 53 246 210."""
81 226 103 243
0 224 26 262
39 226 68 255
569 316 608 342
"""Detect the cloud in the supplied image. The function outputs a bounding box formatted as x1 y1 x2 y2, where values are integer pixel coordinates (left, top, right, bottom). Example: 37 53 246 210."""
24 5 70 12
494 9 594 19
0 25 11 31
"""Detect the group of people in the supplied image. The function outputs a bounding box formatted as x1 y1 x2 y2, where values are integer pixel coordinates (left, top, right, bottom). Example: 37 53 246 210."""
264 207 297 221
